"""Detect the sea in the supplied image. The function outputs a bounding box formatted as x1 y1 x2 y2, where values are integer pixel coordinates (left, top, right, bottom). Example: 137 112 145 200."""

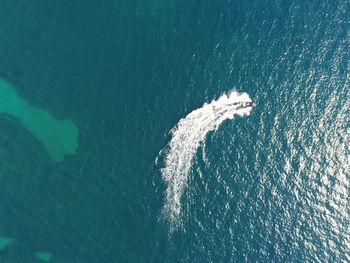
0 0 349 262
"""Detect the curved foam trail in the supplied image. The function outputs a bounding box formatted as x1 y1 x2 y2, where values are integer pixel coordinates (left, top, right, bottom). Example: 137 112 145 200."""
160 91 253 227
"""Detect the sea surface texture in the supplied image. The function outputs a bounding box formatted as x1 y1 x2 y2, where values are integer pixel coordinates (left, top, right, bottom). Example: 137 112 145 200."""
0 0 349 262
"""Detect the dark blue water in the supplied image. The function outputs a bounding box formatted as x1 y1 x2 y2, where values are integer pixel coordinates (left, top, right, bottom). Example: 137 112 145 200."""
0 0 349 262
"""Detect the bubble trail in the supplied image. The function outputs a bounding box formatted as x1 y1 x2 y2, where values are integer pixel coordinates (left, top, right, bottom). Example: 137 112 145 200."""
159 90 254 228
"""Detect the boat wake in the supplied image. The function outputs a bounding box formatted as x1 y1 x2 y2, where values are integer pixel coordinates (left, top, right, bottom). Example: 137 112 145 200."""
159 90 254 229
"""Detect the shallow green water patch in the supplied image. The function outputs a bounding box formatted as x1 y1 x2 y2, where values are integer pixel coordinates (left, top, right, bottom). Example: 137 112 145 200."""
35 252 53 262
0 236 14 249
0 78 78 161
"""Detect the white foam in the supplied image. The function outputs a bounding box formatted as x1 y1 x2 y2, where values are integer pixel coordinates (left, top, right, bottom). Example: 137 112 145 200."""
159 90 253 228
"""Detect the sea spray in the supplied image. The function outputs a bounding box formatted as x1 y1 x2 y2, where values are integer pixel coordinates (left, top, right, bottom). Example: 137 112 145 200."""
159 90 254 229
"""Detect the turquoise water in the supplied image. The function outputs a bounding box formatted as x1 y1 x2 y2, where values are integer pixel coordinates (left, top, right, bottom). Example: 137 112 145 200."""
0 0 349 262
